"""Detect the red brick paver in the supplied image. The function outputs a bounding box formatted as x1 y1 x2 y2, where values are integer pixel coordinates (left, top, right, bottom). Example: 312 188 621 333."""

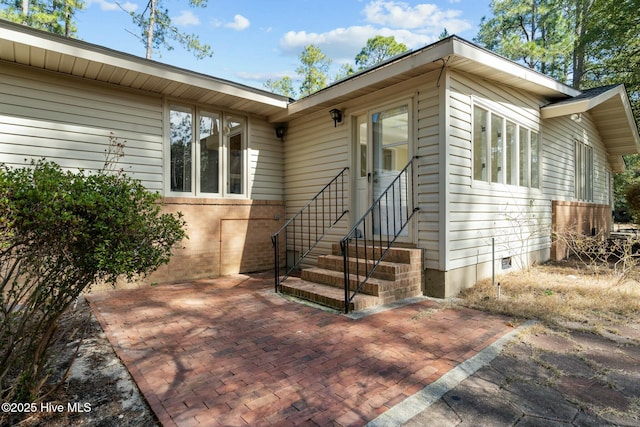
87 273 513 427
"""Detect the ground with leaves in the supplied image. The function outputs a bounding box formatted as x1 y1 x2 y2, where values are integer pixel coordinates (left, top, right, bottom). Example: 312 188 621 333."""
1 297 157 427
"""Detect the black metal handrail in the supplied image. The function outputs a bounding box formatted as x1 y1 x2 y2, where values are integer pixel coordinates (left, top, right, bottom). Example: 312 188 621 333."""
272 167 349 291
340 157 419 313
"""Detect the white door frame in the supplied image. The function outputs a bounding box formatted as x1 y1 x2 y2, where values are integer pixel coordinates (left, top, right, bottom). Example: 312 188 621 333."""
351 99 415 244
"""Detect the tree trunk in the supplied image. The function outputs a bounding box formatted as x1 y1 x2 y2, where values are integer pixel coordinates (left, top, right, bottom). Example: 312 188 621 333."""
572 0 592 89
21 0 28 23
145 0 156 60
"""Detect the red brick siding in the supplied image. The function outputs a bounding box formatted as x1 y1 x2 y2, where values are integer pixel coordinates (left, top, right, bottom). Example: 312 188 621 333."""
145 198 285 284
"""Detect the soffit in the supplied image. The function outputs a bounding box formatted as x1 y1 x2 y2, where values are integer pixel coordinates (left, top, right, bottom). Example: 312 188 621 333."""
541 85 640 170
0 21 289 117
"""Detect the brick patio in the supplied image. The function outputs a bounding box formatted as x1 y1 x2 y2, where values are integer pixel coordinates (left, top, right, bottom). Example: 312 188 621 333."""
87 272 513 426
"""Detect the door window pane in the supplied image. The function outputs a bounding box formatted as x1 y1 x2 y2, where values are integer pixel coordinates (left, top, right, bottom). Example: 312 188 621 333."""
170 105 192 192
372 105 409 237
357 115 367 178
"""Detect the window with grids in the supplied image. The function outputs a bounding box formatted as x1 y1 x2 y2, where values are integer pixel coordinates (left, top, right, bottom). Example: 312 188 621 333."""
473 105 539 188
575 140 593 201
169 104 246 197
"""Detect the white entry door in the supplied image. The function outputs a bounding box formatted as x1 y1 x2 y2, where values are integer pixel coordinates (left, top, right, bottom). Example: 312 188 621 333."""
354 103 412 241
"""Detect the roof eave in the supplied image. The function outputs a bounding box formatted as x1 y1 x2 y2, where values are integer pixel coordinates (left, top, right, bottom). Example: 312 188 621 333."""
450 38 580 98
541 85 640 159
0 20 289 111
271 36 581 122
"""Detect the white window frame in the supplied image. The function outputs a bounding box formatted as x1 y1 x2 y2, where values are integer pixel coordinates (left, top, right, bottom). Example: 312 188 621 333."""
575 139 593 202
472 102 540 189
165 103 247 198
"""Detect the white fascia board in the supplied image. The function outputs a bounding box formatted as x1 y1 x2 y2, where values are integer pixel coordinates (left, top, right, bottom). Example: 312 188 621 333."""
450 39 580 98
285 39 456 116
540 100 591 119
282 36 579 120
541 85 625 119
0 23 289 109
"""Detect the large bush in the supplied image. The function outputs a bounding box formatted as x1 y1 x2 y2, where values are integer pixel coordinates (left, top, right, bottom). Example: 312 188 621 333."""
0 159 186 402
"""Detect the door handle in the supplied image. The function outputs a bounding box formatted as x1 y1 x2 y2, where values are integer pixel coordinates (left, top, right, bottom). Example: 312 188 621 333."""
367 172 372 182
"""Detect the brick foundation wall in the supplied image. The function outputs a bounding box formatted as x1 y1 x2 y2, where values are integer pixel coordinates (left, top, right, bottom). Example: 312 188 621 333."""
140 198 285 285
551 200 612 260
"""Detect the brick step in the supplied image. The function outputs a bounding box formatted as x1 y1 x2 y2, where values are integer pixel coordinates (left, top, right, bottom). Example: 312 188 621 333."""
301 267 421 298
301 267 383 295
279 242 423 312
279 277 379 312
332 243 421 264
317 254 417 282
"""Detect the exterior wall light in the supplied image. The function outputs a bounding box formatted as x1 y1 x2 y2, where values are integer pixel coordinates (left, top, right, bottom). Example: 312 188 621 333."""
329 108 343 127
275 124 286 141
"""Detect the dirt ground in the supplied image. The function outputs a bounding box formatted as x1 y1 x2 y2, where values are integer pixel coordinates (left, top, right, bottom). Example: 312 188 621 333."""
1 297 158 427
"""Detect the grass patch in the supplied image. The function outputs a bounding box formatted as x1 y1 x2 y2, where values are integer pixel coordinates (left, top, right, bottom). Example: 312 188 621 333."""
458 260 640 329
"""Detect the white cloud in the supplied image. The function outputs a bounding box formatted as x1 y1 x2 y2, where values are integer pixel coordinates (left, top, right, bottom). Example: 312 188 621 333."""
278 1 472 64
363 0 470 32
281 25 434 62
119 1 138 13
225 15 250 31
87 0 137 13
173 10 200 27
236 70 292 81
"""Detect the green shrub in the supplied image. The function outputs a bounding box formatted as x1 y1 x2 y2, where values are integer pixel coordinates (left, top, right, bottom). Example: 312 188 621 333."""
0 159 186 402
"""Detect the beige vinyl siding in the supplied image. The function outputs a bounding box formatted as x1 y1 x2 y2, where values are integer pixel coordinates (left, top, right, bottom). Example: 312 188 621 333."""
416 79 441 269
542 113 611 205
248 118 283 200
0 63 163 191
540 117 575 198
282 71 444 268
446 70 551 271
283 110 350 266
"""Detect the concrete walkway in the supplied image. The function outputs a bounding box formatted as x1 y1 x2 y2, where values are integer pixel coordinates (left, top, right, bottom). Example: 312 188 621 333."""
401 320 640 426
88 273 640 426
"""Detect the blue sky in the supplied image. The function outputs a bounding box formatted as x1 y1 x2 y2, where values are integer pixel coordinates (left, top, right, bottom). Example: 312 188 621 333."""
76 0 492 90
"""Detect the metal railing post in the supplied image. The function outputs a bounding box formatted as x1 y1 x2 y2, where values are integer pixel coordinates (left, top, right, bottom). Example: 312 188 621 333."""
272 167 349 288
340 157 420 313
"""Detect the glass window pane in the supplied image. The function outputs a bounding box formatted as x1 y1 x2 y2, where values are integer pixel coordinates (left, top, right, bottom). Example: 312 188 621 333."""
506 121 516 185
519 128 529 187
357 115 367 177
575 140 581 199
473 106 488 181
373 106 409 176
170 105 192 192
199 111 220 194
531 131 539 188
371 105 409 237
588 146 593 200
226 116 244 194
491 114 504 183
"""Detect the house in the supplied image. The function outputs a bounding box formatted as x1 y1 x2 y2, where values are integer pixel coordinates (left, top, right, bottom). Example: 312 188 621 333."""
1 20 639 306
